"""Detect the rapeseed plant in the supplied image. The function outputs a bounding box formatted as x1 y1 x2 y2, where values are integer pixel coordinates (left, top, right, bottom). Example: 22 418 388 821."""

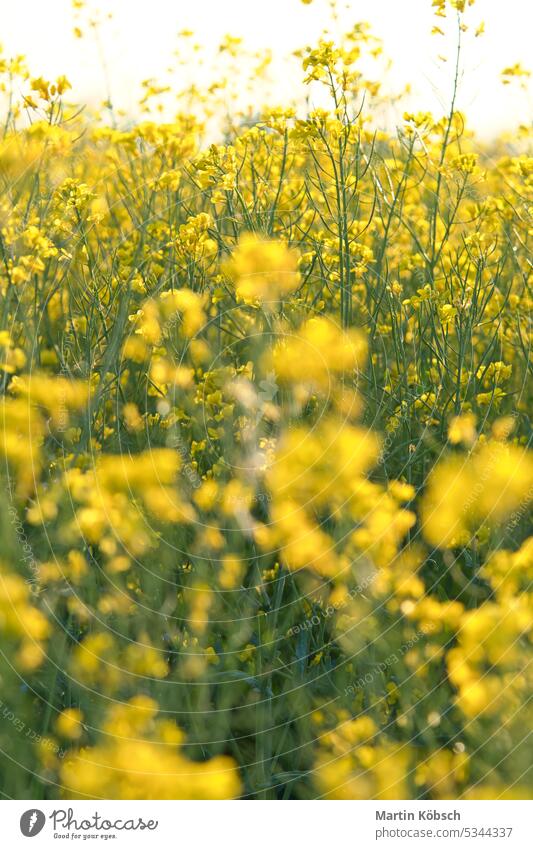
0 0 530 801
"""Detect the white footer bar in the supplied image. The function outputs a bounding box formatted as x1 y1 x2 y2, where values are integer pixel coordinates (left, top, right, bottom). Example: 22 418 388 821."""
2 800 532 848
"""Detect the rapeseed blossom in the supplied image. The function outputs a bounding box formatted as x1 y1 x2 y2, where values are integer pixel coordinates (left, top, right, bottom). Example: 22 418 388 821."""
0 0 530 801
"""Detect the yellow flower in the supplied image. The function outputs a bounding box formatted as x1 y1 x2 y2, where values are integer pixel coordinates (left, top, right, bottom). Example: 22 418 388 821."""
448 413 477 446
501 63 531 85
224 234 301 306
56 75 72 95
60 698 241 799
270 317 367 391
56 708 83 741
421 443 533 548
31 76 50 101
219 555 244 589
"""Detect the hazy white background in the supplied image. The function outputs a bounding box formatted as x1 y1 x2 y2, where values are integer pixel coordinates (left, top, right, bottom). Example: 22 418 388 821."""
3 0 531 137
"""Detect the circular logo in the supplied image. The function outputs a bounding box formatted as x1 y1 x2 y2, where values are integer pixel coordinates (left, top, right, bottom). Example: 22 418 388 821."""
20 809 46 837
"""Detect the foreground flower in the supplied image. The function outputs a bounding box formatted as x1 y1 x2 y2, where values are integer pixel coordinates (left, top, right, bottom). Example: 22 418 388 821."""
60 697 241 799
223 234 301 306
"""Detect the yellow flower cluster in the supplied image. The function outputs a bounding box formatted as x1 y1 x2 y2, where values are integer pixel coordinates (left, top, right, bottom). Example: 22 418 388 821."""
61 697 241 799
421 442 533 548
223 234 302 306
0 1 530 801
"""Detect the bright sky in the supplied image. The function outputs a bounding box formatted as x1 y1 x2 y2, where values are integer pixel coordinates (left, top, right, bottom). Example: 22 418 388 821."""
2 0 531 137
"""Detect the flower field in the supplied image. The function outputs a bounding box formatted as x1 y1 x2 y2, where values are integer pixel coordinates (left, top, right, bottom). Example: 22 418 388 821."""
0 0 531 800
